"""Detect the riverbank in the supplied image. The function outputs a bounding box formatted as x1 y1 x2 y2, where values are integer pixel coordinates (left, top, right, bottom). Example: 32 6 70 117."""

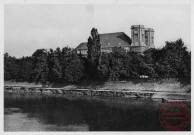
4 79 191 102
4 78 191 92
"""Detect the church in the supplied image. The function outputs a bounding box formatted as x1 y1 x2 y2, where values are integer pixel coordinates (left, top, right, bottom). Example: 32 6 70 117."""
75 25 154 55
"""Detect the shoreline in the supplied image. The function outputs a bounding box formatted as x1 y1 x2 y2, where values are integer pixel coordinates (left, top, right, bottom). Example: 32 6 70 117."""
4 79 191 102
4 87 191 103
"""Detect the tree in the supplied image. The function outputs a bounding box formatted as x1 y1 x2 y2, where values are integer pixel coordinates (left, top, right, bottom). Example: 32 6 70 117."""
17 57 34 82
108 47 126 81
143 39 190 80
162 39 190 78
32 49 49 86
55 47 71 66
47 49 62 82
4 53 11 80
87 28 101 79
4 53 21 81
97 52 110 80
60 47 72 81
63 52 84 82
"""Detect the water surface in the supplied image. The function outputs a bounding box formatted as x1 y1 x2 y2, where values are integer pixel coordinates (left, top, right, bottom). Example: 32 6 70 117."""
4 93 191 131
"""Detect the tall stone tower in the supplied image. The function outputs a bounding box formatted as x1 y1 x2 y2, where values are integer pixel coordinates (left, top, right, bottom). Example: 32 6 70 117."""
130 25 154 52
131 25 146 46
144 28 154 48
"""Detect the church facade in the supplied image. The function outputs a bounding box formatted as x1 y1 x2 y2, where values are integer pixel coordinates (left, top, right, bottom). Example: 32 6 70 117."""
75 25 154 55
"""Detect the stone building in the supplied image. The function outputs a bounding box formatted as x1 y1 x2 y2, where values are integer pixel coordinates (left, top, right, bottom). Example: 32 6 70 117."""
130 25 154 52
75 25 154 55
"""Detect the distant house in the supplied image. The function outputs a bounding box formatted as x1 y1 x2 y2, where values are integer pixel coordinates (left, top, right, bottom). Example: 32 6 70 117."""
75 25 154 55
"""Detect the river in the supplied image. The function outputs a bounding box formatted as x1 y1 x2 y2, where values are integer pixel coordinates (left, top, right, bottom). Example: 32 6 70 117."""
4 92 191 131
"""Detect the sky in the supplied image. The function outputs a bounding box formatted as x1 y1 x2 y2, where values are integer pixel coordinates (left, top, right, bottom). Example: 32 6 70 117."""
4 4 191 58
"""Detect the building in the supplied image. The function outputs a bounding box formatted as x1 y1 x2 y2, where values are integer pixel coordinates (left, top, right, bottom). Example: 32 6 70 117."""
75 25 154 55
130 25 154 52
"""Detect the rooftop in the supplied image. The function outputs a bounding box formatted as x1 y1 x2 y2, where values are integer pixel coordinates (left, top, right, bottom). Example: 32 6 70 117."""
75 32 132 50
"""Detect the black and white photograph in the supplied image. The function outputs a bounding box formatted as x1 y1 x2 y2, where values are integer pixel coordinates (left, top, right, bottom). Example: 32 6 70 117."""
1 0 193 133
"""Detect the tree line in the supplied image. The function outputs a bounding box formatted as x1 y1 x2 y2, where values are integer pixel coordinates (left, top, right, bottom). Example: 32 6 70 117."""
4 47 84 86
4 28 191 85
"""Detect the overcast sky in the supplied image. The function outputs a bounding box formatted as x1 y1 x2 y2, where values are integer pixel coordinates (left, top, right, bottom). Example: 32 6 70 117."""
5 4 191 58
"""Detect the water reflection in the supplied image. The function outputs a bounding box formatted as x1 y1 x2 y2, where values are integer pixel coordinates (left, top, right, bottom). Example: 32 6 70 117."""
4 93 191 131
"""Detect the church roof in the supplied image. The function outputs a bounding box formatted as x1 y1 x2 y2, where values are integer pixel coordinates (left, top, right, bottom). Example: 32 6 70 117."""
75 32 131 50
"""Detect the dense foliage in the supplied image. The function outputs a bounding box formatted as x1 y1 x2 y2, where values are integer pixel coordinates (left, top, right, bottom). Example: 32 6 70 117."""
4 29 191 85
4 47 84 85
